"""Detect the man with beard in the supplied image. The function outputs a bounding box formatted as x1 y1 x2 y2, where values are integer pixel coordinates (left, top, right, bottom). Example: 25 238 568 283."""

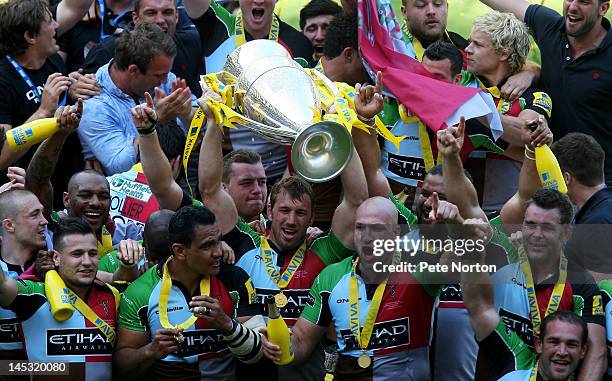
478 0 612 184
260 196 444 380
0 218 119 381
440 123 606 380
461 222 589 381
197 81 368 379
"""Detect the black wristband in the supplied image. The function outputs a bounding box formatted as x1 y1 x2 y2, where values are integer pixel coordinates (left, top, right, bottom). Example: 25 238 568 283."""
138 115 157 136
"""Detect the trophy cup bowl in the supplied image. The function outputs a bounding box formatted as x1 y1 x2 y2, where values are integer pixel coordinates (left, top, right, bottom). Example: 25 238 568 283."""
219 40 353 183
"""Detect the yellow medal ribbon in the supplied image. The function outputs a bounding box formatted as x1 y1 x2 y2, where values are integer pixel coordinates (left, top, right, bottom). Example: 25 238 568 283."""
398 104 440 172
235 12 280 47
183 107 207 196
348 252 401 353
98 225 113 258
518 246 567 336
260 236 306 289
60 286 117 346
159 257 211 330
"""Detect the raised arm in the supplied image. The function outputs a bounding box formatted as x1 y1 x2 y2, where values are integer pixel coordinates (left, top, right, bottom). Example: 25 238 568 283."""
460 219 499 342
478 0 530 21
438 117 488 221
55 0 95 37
500 112 551 228
182 0 212 20
197 91 239 235
25 100 83 218
134 93 185 211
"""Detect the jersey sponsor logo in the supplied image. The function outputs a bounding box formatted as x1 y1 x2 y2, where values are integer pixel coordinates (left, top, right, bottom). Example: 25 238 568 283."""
46 327 113 356
154 306 184 314
499 309 535 348
258 289 310 319
340 317 410 351
440 284 463 303
175 329 228 357
387 152 426 181
110 177 152 202
26 86 45 104
0 318 20 344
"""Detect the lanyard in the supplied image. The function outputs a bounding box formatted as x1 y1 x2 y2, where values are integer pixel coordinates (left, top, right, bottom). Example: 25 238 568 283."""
348 252 400 351
234 12 280 47
159 257 210 330
401 23 424 61
260 236 306 289
6 55 67 107
60 286 117 345
97 0 130 41
183 108 207 196
97 225 114 258
518 246 567 335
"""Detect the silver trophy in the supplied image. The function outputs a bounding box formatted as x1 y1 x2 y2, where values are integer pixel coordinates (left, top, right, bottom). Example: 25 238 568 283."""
218 39 353 183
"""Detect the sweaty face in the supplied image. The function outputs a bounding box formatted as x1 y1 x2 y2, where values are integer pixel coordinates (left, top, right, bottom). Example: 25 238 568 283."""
226 162 267 222
465 29 501 77
422 56 455 83
416 174 445 224
538 320 586 381
563 0 605 38
65 173 111 233
402 0 448 44
239 0 276 38
13 194 48 250
269 190 313 252
134 0 179 36
303 14 335 59
54 234 99 291
132 54 174 97
522 205 566 265
183 224 223 277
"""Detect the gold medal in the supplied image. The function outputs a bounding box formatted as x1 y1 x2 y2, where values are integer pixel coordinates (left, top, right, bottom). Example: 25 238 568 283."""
175 333 185 343
274 292 288 308
357 353 371 368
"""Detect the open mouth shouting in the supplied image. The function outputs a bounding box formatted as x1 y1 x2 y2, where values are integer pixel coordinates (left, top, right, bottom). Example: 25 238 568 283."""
251 7 266 24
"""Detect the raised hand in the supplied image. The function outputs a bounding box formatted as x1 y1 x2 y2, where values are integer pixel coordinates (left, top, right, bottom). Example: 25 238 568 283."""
437 116 466 157
354 71 384 121
131 92 157 134
522 115 552 148
154 78 192 123
117 239 145 268
40 73 72 117
68 70 101 101
54 98 83 135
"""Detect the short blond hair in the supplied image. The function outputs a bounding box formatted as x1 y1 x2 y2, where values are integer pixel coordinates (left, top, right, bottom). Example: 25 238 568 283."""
472 11 530 74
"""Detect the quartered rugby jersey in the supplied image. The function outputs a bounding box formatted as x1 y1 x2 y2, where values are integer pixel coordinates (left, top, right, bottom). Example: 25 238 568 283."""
9 280 118 381
118 260 257 379
302 256 441 358
235 229 354 325
0 261 22 356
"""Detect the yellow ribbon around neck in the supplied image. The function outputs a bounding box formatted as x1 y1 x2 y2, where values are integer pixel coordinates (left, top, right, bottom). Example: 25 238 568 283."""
61 286 117 346
98 225 113 258
260 236 306 289
401 23 424 61
235 12 280 47
518 246 567 336
159 257 211 330
348 252 401 351
398 104 441 172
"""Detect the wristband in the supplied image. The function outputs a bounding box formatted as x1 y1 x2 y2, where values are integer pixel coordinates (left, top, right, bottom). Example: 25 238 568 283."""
524 149 535 161
138 111 158 136
356 113 375 125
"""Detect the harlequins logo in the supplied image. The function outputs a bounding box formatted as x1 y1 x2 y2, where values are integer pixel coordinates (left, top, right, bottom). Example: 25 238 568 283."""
46 328 112 356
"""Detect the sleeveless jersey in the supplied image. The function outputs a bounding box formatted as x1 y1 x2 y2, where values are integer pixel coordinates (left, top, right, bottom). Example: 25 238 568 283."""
302 255 441 379
9 280 117 381
118 260 257 380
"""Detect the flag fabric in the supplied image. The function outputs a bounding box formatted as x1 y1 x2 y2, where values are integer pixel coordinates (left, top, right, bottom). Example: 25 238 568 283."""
357 0 503 140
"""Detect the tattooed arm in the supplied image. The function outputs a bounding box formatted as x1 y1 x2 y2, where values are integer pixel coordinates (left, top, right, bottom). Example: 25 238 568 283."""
25 100 83 218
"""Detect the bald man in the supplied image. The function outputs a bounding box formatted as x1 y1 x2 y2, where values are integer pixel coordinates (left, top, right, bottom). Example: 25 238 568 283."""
262 196 443 380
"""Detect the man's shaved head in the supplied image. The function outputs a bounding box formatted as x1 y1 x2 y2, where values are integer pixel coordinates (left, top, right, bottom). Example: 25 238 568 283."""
356 196 398 225
144 209 175 262
66 170 108 194
0 189 38 221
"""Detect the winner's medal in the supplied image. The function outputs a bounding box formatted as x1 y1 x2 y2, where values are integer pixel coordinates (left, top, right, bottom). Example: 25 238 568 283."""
357 353 372 368
175 333 185 343
274 292 288 308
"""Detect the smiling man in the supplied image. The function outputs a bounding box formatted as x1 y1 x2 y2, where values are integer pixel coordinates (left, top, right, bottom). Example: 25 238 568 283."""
0 218 119 381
